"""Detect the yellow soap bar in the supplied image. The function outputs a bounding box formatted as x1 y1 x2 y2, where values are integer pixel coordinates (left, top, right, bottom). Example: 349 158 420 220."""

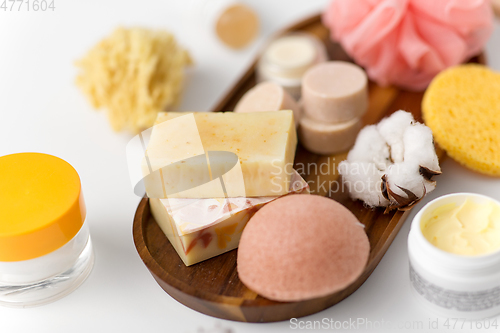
149 170 309 266
142 111 297 198
150 197 259 266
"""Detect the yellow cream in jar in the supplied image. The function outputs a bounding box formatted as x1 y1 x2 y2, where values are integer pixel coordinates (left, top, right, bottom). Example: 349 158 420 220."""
421 198 500 256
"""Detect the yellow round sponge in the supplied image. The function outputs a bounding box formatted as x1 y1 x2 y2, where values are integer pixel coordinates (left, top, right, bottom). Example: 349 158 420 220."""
423 64 500 176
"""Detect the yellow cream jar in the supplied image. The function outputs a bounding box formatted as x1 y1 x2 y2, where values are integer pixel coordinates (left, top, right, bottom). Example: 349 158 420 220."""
421 198 500 256
0 153 94 307
408 193 500 319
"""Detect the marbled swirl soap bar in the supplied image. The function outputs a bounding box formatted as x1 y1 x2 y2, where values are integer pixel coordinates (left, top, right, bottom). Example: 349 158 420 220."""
149 170 308 266
142 111 297 198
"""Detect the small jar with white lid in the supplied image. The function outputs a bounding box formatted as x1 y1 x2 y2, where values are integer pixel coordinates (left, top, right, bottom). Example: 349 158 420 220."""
408 193 500 319
0 153 94 307
257 32 328 99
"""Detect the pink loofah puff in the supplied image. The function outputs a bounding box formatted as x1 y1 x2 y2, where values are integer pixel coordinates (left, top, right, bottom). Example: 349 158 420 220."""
323 0 494 91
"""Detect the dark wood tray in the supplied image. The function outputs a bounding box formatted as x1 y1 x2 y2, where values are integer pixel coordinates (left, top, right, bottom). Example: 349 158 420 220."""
133 13 485 323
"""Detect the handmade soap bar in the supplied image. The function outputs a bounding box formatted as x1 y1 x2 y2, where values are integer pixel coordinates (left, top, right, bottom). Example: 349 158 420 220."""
302 61 368 123
257 33 327 99
299 116 362 155
150 170 309 266
234 81 301 127
142 111 297 198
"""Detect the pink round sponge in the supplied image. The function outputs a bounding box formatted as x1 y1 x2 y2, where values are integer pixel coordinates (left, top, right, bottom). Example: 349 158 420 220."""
237 194 370 302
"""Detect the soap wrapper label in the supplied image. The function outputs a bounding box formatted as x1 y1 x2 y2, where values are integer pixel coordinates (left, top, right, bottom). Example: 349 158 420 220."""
159 169 308 236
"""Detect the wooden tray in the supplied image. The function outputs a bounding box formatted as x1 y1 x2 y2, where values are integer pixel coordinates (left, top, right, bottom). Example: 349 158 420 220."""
133 13 485 323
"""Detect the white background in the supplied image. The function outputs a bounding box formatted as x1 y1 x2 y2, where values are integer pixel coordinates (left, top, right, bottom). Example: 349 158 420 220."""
1 1 500 332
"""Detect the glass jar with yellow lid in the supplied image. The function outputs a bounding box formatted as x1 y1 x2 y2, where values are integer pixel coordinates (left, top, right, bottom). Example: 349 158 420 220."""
0 153 94 307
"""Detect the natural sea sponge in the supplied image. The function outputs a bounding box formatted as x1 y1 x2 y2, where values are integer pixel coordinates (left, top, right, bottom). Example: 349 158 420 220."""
76 27 192 133
423 64 500 176
237 194 369 302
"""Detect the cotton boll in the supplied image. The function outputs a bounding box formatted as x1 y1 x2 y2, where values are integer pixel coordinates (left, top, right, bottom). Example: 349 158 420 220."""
377 110 415 163
423 179 437 194
403 123 441 174
340 110 440 210
347 125 390 171
339 161 389 207
384 162 425 202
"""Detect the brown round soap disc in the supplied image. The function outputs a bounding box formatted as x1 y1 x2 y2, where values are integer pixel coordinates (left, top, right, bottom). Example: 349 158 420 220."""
215 3 259 49
234 81 302 127
299 116 362 155
302 61 368 123
237 194 369 302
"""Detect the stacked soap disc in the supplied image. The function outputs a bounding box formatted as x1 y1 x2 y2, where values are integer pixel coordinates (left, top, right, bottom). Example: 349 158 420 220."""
299 61 367 155
422 64 500 176
257 33 327 99
234 81 302 127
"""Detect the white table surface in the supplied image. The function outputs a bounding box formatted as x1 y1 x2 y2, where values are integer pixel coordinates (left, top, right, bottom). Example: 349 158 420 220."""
1 1 500 332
